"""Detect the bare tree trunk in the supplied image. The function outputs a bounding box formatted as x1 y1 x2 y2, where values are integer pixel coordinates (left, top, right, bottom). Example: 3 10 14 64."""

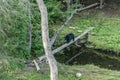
27 0 32 55
100 0 104 9
36 0 58 80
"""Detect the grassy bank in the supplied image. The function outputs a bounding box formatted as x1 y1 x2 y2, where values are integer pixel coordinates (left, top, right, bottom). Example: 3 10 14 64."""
1 63 120 80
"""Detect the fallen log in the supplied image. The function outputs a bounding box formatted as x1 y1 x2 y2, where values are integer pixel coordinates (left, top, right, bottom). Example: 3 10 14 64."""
52 27 94 54
39 27 94 60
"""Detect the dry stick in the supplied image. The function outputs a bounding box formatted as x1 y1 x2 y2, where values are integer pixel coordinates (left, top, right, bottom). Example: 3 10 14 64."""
33 60 40 71
50 3 99 46
76 3 99 12
65 52 82 64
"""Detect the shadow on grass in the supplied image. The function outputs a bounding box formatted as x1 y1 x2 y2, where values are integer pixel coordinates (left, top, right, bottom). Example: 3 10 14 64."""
55 46 120 71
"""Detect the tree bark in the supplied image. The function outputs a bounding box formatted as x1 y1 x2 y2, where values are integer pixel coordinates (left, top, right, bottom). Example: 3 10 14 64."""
36 0 58 80
100 0 104 9
27 0 32 55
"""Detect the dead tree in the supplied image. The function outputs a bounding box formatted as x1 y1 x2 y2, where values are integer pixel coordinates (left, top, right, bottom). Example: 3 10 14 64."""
33 3 98 70
27 0 32 55
36 0 58 80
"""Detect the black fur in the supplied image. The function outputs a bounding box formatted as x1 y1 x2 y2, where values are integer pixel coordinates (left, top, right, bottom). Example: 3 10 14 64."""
65 33 75 43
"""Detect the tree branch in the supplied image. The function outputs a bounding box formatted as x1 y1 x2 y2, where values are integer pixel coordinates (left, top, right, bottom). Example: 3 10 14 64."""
76 3 99 12
65 52 82 64
33 60 40 71
50 10 77 46
27 0 32 55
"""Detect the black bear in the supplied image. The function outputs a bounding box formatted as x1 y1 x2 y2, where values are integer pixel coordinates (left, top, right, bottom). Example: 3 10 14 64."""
65 33 75 43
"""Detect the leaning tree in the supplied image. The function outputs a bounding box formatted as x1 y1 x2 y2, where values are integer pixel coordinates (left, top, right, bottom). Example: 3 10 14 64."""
36 0 58 80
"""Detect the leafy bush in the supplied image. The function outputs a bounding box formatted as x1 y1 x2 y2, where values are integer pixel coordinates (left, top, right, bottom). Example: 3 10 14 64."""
0 55 25 80
0 0 29 58
0 0 43 58
0 0 78 58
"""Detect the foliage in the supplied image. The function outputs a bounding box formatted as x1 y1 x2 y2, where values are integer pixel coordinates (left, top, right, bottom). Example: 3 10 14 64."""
1 0 76 58
0 0 29 58
0 55 25 80
31 0 68 24
0 0 44 58
0 0 83 58
45 1 66 24
44 0 82 24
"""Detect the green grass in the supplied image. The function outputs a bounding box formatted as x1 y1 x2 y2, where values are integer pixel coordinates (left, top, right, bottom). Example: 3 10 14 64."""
2 63 120 80
52 9 120 52
1 51 120 80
